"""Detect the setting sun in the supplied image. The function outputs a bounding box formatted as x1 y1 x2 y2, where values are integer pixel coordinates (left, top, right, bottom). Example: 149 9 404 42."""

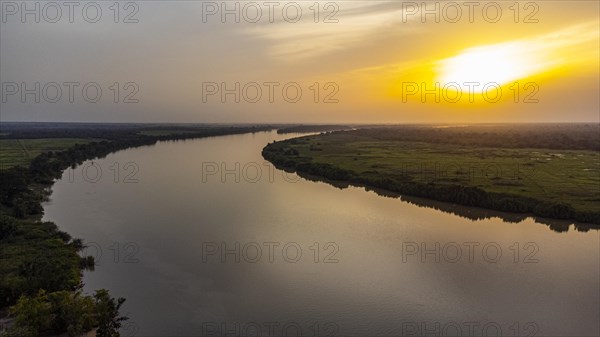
436 43 548 92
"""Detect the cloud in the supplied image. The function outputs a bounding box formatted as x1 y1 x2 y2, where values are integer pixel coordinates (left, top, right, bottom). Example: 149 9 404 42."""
242 1 423 61
436 20 600 87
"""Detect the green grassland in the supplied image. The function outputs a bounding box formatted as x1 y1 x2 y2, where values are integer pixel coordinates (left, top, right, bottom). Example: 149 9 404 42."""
0 138 97 170
263 130 600 223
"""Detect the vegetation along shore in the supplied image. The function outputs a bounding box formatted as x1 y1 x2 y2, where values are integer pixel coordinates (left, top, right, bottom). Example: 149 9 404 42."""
263 124 600 227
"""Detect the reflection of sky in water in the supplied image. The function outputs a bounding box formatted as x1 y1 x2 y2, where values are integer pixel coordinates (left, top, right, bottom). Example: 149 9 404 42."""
43 131 599 336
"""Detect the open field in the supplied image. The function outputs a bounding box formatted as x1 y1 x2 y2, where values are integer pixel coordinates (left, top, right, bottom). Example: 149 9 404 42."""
0 138 97 170
0 123 276 169
263 126 600 223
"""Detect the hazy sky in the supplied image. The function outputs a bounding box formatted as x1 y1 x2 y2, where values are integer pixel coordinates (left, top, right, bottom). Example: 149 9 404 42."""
1 0 598 123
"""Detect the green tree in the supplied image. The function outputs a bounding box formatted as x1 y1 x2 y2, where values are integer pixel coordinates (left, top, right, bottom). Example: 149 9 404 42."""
9 290 53 336
94 289 128 337
47 290 96 336
2 289 127 337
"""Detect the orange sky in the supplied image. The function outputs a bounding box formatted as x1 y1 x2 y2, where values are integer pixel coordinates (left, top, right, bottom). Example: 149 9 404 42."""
1 1 598 123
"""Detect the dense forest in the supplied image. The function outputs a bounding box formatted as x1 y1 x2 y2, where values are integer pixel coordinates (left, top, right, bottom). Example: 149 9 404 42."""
0 124 273 336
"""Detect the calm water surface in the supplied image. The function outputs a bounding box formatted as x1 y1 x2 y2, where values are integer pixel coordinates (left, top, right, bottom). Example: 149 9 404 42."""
43 131 599 336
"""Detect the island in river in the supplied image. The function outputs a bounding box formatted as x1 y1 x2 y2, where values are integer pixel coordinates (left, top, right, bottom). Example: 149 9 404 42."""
262 124 600 227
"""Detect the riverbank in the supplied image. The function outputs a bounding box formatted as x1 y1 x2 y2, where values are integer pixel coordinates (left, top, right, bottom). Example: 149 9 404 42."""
0 124 273 335
262 125 600 226
37 128 600 336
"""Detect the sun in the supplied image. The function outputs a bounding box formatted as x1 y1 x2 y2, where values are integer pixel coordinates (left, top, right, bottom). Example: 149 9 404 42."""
436 43 547 93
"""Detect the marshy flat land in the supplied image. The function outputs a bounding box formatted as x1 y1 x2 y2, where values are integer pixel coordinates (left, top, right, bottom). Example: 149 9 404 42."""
0 138 97 170
263 124 600 224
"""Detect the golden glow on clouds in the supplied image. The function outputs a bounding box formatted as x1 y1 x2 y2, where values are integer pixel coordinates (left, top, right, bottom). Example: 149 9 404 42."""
436 21 599 93
339 20 599 104
245 2 422 60
436 44 546 92
229 2 598 121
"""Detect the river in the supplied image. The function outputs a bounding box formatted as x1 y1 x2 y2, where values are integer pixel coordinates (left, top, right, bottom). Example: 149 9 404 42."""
43 131 599 336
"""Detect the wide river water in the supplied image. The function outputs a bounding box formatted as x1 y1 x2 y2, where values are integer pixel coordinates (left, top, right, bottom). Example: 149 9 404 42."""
43 131 599 336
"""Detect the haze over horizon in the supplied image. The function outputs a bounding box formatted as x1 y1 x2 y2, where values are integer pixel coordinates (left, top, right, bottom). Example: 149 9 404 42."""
1 1 599 124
